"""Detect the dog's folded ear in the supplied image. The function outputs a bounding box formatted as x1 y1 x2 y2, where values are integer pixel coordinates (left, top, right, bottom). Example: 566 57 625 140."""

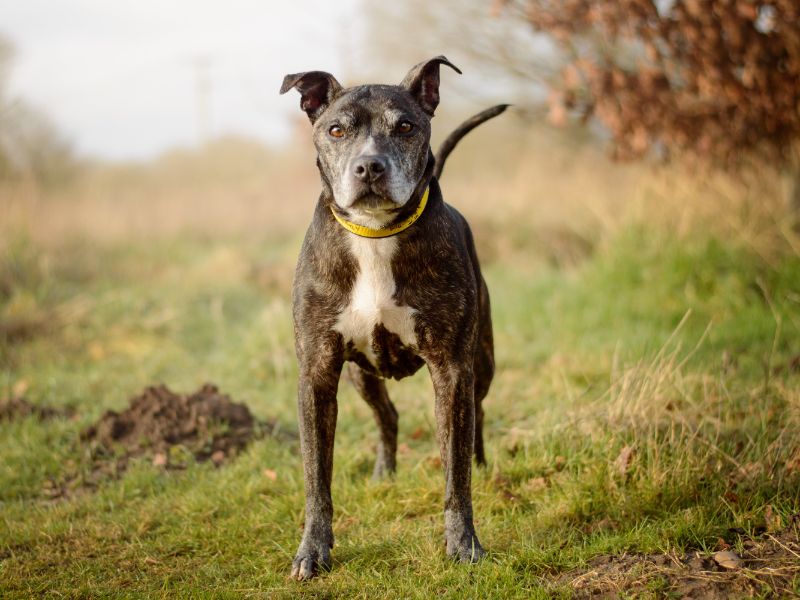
400 56 462 116
280 71 342 123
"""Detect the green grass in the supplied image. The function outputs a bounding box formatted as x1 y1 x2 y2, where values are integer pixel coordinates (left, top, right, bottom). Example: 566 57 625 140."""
1 216 799 598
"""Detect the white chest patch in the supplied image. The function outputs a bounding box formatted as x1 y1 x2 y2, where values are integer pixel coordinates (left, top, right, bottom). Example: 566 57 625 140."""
334 235 418 366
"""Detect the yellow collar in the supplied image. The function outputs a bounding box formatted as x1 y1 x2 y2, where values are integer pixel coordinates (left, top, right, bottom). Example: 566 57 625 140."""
331 187 429 238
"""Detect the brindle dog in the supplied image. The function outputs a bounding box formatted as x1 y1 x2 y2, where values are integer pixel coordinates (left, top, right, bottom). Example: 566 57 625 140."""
280 56 505 580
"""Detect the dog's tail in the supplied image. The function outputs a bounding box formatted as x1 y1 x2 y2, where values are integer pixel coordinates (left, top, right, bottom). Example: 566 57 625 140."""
434 104 510 180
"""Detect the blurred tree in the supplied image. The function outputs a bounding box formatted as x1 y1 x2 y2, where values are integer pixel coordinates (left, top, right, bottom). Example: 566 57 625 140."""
357 1 550 108
360 1 800 208
0 35 75 185
494 1 800 207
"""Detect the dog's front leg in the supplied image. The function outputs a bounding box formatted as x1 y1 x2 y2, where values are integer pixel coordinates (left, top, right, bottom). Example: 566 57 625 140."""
428 359 486 562
291 353 342 580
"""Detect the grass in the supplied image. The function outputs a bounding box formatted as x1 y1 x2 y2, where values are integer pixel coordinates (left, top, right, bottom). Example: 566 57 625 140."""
1 132 800 597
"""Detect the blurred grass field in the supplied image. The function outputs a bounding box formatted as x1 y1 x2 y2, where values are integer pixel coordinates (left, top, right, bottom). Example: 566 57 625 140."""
1 118 800 597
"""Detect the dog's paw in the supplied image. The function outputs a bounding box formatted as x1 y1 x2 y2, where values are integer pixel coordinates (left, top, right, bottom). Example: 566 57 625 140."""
291 540 332 580
291 520 333 580
446 531 486 563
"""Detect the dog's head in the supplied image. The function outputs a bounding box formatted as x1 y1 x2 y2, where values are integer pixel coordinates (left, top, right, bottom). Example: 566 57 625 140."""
280 56 460 226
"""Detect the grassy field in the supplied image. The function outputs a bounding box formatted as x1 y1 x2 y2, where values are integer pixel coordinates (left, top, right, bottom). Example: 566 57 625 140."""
1 125 800 597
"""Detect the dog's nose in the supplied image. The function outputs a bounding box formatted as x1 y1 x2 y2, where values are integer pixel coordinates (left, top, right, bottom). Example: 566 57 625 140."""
353 155 387 182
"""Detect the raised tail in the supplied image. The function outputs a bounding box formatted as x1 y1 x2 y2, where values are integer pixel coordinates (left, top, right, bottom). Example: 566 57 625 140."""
434 104 510 180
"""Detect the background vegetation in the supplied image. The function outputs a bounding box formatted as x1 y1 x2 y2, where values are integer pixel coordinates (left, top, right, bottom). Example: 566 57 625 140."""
2 2 800 596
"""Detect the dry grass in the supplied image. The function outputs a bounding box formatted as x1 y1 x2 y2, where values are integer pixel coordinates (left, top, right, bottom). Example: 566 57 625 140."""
1 136 318 244
3 115 797 263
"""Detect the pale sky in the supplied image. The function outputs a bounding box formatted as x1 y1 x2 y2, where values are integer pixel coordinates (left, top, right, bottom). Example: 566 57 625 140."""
0 0 362 159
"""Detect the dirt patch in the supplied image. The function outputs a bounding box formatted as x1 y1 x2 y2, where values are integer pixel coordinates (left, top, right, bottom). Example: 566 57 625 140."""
82 383 266 466
33 383 295 499
556 519 800 598
0 397 74 422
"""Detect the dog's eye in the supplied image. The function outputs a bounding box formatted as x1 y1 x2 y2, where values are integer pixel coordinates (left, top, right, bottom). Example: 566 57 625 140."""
329 125 345 139
397 121 414 134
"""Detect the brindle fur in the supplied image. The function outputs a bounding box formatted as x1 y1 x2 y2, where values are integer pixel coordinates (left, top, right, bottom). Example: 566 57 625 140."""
281 56 501 580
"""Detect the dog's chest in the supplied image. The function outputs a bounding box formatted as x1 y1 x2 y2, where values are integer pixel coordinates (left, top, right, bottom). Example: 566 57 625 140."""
334 236 422 378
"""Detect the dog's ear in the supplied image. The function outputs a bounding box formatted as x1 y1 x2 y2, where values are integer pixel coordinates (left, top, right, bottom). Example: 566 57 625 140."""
279 71 342 123
400 56 462 116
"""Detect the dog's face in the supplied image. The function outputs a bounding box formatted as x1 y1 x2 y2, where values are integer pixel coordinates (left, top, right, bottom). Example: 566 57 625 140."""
281 56 460 226
312 85 431 220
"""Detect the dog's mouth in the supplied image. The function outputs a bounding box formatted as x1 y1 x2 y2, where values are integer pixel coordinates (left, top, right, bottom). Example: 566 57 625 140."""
348 190 400 212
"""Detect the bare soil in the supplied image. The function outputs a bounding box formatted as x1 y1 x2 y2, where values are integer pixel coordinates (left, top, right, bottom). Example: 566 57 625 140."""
82 383 257 465
33 383 294 499
0 396 73 421
557 519 800 598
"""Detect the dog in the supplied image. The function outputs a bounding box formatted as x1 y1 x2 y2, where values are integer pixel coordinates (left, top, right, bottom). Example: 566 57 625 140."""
280 56 506 580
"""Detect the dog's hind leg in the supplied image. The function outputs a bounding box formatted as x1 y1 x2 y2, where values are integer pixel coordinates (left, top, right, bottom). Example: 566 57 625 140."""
472 277 495 467
474 393 488 467
346 363 398 478
473 355 492 467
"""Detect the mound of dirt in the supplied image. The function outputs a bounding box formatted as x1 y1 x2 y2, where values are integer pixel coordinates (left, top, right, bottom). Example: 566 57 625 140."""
0 397 73 422
557 519 800 599
82 383 256 466
35 383 294 500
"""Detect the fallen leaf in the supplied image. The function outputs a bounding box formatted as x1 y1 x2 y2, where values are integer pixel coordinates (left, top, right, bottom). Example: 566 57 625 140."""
426 455 442 469
713 550 742 569
765 504 782 532
144 557 159 565
410 427 426 440
211 450 226 465
615 445 635 477
501 489 518 502
723 490 740 504
152 452 168 467
398 443 411 455
715 537 730 551
493 473 511 487
263 468 277 481
338 516 358 529
734 462 761 481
